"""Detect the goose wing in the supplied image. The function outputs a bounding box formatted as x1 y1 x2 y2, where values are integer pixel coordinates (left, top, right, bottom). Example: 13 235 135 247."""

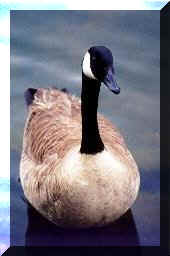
22 88 82 164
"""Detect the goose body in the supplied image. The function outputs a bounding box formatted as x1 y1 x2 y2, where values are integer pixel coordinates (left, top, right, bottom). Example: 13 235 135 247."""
20 46 140 228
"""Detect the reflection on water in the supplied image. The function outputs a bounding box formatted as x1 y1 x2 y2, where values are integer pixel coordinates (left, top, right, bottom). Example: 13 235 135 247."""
25 204 139 246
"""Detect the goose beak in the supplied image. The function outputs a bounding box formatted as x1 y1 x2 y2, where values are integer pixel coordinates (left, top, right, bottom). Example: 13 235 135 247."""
103 67 120 95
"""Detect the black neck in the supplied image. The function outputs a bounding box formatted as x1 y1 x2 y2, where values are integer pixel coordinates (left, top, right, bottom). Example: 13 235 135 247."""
80 73 104 154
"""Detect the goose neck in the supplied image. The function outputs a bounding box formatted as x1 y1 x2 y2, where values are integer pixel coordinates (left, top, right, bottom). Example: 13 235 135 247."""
80 73 104 154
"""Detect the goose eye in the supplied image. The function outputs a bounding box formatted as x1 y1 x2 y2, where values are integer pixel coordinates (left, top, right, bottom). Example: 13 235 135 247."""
103 66 108 73
81 57 84 66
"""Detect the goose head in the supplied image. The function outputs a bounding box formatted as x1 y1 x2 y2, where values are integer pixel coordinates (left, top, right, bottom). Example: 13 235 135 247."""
82 46 120 94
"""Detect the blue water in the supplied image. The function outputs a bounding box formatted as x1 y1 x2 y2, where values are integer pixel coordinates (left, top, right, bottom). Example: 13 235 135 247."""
10 10 160 246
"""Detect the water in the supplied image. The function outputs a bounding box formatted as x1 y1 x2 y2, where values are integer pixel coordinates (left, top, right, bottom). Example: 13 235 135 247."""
10 10 160 246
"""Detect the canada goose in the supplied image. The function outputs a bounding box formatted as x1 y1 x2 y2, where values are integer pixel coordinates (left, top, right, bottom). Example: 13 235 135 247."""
20 46 140 228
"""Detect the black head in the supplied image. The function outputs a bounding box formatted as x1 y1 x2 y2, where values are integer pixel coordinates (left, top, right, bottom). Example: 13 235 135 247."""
82 46 120 95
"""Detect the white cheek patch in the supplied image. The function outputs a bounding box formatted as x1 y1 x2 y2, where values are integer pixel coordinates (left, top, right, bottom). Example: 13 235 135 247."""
82 51 97 80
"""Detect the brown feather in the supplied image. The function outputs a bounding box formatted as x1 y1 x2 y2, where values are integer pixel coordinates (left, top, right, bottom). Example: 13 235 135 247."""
23 88 129 163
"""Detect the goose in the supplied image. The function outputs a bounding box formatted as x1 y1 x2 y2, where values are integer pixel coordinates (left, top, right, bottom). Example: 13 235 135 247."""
20 46 140 228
